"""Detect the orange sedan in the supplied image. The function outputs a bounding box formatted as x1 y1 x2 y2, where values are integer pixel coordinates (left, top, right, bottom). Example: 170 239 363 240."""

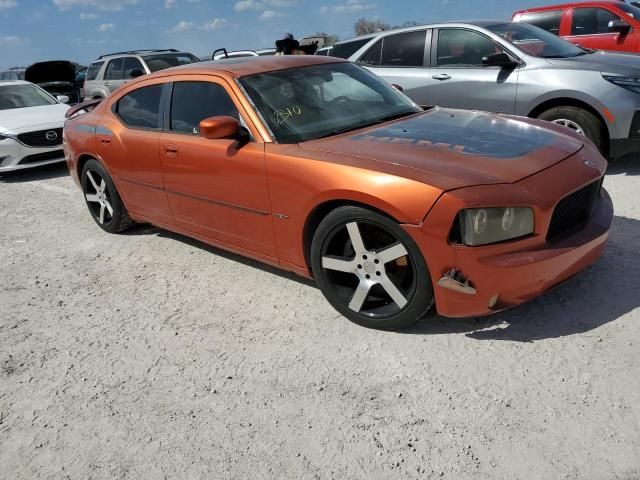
63 56 613 330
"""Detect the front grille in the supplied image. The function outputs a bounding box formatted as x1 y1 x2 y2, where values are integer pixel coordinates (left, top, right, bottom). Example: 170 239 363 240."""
17 128 63 147
546 180 602 242
19 150 64 165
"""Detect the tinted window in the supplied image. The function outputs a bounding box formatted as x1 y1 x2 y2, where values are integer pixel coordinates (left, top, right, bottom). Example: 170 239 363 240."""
143 53 198 73
170 82 239 134
86 62 103 81
518 10 563 34
618 3 640 19
359 39 382 65
116 84 163 129
380 30 426 67
124 57 144 79
437 29 503 67
331 38 371 58
571 7 621 35
105 58 124 80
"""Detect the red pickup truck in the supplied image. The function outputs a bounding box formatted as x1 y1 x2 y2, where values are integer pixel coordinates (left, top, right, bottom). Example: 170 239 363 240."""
513 1 640 53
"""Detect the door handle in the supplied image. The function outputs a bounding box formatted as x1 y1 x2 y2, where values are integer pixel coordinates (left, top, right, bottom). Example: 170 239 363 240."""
164 144 179 156
432 74 451 81
104 82 110 86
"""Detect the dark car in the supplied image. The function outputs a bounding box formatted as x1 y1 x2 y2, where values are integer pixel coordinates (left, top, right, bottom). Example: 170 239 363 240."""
25 61 81 104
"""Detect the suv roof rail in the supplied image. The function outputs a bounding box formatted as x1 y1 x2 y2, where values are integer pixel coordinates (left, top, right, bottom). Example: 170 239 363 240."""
97 49 179 60
212 48 229 60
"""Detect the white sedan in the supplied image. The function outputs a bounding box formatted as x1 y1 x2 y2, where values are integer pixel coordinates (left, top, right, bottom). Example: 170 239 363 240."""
0 81 70 172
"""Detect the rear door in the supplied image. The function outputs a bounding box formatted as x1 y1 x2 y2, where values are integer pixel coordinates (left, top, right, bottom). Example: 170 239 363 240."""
565 6 637 52
103 58 126 94
423 27 518 113
358 29 431 105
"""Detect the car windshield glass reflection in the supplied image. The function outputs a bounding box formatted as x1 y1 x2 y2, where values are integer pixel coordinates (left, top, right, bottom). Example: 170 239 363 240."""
239 62 421 143
0 84 57 110
489 23 587 58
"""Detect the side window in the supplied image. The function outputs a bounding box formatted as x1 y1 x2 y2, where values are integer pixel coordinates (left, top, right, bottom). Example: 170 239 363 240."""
330 38 371 59
571 7 621 35
105 58 124 80
86 61 104 81
518 10 563 34
380 30 426 67
170 81 239 135
436 29 503 67
359 39 382 66
116 84 163 129
124 58 144 79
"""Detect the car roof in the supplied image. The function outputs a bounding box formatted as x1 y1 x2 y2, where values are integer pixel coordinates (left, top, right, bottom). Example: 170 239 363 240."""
332 21 512 45
515 0 625 13
0 80 30 86
144 55 348 79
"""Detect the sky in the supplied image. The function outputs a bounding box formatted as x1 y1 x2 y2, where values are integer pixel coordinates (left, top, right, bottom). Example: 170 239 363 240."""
0 0 563 69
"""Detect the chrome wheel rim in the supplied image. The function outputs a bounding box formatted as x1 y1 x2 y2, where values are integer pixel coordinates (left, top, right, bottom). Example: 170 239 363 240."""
84 170 113 225
552 119 585 136
320 221 417 318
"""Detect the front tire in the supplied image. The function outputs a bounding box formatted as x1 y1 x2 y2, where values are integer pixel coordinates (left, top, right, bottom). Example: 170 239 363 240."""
81 159 132 233
537 106 604 153
310 206 434 330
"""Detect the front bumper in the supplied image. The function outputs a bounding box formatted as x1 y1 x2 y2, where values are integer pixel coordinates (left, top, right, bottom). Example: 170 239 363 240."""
405 145 613 318
0 137 65 172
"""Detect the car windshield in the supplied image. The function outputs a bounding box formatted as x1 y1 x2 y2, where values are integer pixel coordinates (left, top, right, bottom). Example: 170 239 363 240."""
618 2 640 19
239 62 421 143
0 83 57 110
488 22 587 58
144 53 199 72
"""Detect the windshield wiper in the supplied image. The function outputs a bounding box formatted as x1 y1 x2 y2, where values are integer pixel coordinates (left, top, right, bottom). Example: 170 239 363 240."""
313 110 417 140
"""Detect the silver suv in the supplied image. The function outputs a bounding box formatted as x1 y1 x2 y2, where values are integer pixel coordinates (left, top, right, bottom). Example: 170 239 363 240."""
334 21 640 159
84 49 198 100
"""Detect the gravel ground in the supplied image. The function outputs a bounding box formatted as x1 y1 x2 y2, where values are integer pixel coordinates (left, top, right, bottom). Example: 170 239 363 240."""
1 160 639 480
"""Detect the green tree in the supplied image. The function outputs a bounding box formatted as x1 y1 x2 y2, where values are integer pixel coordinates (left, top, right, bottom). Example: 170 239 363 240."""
354 17 391 36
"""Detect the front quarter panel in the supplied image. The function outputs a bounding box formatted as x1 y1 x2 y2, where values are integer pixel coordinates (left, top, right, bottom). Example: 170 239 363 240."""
265 144 444 273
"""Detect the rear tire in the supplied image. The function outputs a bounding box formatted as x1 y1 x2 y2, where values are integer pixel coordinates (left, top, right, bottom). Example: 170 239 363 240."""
310 206 434 330
81 159 133 233
537 106 604 154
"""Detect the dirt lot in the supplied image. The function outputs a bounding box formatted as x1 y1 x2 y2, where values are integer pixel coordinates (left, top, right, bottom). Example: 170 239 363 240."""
1 160 639 480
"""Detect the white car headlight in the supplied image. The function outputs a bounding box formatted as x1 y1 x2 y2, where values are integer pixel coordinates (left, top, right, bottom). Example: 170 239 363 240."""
459 207 534 246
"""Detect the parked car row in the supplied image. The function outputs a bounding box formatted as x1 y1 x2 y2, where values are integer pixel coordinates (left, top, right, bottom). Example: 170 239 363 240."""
328 16 640 159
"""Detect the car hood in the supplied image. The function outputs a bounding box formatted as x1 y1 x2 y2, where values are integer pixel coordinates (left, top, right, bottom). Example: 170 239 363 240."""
25 61 76 85
300 108 584 190
544 50 640 75
0 104 69 134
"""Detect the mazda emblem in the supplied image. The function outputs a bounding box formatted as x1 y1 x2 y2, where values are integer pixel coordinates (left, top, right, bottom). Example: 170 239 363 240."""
45 130 58 141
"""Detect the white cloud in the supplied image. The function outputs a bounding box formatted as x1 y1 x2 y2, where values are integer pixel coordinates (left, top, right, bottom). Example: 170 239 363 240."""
0 35 27 46
164 0 175 8
98 22 114 31
52 0 139 12
320 0 375 14
234 0 294 11
259 9 286 20
168 20 193 32
200 17 228 30
80 12 99 19
0 0 17 10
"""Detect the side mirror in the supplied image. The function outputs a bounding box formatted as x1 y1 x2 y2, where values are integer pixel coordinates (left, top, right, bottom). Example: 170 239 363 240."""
482 52 518 68
128 68 145 78
199 116 240 140
56 95 70 104
390 83 404 92
608 20 631 34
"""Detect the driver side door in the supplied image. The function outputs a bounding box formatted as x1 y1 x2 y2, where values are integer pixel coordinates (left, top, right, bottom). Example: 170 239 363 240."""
159 77 277 259
425 28 519 113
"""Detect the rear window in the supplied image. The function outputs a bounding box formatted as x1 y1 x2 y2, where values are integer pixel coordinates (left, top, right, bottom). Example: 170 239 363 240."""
331 38 371 59
116 84 163 129
86 62 104 81
143 53 198 72
517 10 563 35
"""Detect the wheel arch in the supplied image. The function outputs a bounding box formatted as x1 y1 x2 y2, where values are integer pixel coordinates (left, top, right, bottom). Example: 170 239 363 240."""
527 97 610 153
302 199 404 276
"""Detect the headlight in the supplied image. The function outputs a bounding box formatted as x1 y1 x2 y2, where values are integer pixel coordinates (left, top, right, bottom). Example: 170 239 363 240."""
602 74 640 93
459 207 534 246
